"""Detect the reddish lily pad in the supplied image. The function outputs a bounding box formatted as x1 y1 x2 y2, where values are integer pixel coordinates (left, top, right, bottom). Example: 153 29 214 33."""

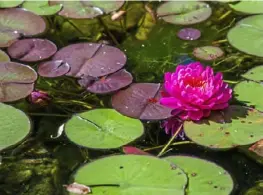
0 62 37 102
123 146 151 155
79 69 133 94
0 8 46 48
0 50 10 62
8 38 57 62
111 83 173 120
37 60 70 78
193 46 224 61
52 43 127 78
177 28 201 41
157 1 212 25
249 139 263 157
50 0 125 19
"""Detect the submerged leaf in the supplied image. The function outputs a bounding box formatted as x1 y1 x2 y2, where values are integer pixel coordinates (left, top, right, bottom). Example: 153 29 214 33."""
157 1 212 25
65 109 144 149
193 46 224 61
71 155 187 195
111 83 173 120
165 155 234 195
50 0 124 19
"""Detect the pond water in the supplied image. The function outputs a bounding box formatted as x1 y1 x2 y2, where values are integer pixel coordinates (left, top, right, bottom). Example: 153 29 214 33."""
1 1 263 195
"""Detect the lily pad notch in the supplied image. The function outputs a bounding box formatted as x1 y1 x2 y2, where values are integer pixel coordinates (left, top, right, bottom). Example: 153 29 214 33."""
64 109 144 149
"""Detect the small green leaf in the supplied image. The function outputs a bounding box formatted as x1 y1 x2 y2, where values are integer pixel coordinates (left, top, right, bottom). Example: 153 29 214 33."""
65 109 144 149
234 81 263 111
0 103 31 151
242 66 263 82
164 155 234 195
184 105 263 149
0 49 10 62
71 155 187 195
22 0 63 16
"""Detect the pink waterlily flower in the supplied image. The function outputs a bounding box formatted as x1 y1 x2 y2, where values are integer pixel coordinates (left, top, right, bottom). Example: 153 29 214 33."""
28 90 51 106
160 62 232 121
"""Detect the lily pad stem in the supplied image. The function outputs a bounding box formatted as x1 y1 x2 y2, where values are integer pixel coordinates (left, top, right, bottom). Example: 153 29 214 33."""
212 39 227 45
98 17 120 46
64 18 86 37
223 80 238 84
143 141 194 152
218 10 232 21
157 124 183 157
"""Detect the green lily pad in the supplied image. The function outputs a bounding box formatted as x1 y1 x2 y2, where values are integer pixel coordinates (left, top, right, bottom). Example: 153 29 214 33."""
50 0 124 19
0 0 24 8
184 105 263 149
193 46 224 61
164 155 234 195
157 1 212 25
227 14 263 57
0 49 10 62
22 0 63 16
64 109 144 149
0 103 31 151
71 155 187 195
234 81 263 111
229 1 263 14
241 66 263 82
0 8 46 48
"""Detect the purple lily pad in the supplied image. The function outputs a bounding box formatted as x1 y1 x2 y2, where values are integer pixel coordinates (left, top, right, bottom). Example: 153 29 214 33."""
37 60 70 78
79 69 133 94
0 8 46 48
0 62 37 102
8 38 57 62
50 1 125 19
177 28 201 41
52 43 127 78
157 1 212 25
193 46 224 61
111 83 173 120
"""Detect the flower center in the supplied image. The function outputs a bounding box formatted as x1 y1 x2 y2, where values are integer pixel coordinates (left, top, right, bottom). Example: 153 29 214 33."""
184 77 205 88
